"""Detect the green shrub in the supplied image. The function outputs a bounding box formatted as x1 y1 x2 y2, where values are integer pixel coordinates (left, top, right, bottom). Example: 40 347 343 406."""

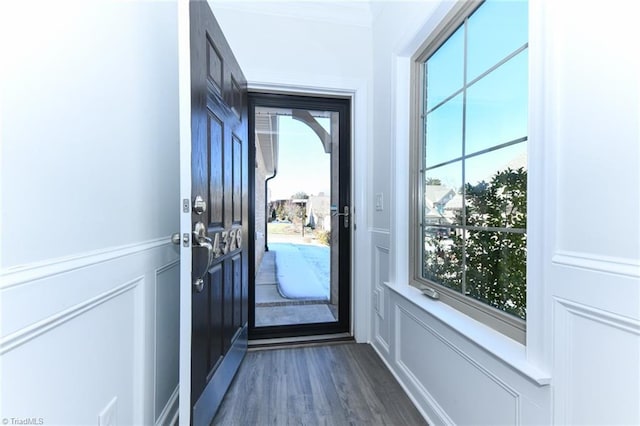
315 230 330 246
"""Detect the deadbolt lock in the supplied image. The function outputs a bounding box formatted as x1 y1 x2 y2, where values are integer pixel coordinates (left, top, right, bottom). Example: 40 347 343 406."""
193 195 207 215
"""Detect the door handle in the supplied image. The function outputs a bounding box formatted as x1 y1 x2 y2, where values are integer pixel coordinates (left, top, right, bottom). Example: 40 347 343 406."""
171 232 190 246
331 205 350 228
192 222 214 293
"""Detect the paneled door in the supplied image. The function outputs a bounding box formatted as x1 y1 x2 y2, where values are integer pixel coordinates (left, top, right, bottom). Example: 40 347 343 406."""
185 1 248 424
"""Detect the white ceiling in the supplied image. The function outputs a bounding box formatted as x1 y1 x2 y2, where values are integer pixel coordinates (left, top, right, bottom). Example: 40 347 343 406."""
212 1 375 28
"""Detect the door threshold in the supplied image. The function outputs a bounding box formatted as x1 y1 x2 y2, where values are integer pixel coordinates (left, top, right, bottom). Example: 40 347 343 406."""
248 332 353 351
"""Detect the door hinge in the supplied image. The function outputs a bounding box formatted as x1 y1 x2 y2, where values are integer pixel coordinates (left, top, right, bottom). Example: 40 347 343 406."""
183 198 190 213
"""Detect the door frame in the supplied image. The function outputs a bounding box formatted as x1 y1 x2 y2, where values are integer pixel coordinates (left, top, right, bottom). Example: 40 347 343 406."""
244 82 370 347
248 92 352 340
177 0 193 424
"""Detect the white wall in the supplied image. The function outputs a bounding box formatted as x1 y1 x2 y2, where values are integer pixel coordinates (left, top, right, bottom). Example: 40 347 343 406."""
1 2 180 425
371 1 640 425
540 2 639 424
210 1 374 342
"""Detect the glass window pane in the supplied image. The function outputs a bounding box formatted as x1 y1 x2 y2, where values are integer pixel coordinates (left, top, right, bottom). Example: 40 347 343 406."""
467 0 528 81
422 226 464 292
425 94 463 167
465 143 527 229
425 161 463 226
465 50 528 155
426 25 464 110
255 106 338 328
465 230 527 319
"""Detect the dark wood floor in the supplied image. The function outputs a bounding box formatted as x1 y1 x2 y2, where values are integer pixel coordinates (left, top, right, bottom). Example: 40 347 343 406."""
213 343 427 425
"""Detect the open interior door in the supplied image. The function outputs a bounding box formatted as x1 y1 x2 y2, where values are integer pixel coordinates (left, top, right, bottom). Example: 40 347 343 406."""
179 1 248 424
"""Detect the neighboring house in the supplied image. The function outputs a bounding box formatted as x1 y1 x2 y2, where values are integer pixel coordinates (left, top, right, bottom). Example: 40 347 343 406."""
424 184 458 225
306 193 331 231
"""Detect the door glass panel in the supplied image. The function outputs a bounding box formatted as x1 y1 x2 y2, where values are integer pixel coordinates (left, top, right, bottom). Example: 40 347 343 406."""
254 106 340 327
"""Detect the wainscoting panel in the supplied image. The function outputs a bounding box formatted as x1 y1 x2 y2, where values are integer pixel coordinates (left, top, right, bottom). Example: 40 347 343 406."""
1 277 142 423
396 305 519 426
371 289 551 426
154 261 180 423
554 298 640 426
372 231 391 356
374 245 390 354
0 240 179 425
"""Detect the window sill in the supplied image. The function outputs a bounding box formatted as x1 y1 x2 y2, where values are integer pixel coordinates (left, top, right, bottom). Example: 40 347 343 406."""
383 281 551 386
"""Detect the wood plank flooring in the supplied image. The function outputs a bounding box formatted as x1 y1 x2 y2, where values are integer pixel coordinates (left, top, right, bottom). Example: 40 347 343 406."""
212 343 427 425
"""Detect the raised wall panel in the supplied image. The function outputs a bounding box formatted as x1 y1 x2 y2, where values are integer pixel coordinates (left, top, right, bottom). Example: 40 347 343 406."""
154 261 180 422
554 299 640 425
1 281 140 424
0 242 179 425
374 245 390 353
396 305 519 426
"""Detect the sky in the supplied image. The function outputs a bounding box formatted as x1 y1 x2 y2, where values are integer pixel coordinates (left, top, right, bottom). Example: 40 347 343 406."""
268 115 331 201
425 0 528 191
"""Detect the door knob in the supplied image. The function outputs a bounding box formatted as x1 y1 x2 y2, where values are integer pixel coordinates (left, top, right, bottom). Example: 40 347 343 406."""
171 232 189 246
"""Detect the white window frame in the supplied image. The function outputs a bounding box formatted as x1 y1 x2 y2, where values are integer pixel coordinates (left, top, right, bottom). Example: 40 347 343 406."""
409 0 528 343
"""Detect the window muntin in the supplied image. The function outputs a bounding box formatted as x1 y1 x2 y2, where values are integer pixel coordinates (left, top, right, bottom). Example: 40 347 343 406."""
416 0 528 335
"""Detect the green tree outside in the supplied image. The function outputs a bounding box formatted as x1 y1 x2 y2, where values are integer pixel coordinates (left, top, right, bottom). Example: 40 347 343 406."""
423 167 527 319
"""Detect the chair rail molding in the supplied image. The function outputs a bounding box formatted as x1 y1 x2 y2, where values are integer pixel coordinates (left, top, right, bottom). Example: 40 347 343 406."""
1 236 172 289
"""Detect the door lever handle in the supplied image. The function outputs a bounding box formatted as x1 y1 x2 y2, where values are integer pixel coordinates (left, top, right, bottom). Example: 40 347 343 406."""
192 222 214 293
330 205 350 228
